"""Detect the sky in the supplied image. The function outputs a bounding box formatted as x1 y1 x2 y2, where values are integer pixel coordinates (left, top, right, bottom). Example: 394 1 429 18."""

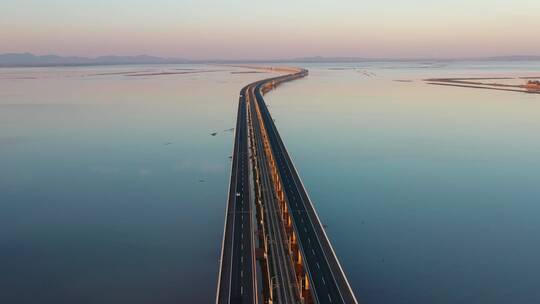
1 0 539 60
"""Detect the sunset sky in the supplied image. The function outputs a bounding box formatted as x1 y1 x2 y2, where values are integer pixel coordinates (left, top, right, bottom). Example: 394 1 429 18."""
2 0 539 59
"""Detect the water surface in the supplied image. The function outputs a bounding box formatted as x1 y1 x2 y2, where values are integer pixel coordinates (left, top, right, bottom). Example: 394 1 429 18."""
1 61 540 303
0 65 273 303
266 61 540 304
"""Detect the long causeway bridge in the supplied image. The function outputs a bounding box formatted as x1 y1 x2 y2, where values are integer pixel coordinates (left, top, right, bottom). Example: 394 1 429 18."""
216 67 358 304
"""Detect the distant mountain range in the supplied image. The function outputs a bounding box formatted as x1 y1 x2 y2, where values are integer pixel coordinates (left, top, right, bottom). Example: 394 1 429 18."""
292 55 540 62
483 55 540 61
1 53 540 67
0 53 189 67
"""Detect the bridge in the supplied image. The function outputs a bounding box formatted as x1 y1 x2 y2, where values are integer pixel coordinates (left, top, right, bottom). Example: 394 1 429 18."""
216 67 358 304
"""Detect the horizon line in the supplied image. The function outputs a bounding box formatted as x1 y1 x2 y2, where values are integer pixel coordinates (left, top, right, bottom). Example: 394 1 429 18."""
1 52 540 68
2 52 540 62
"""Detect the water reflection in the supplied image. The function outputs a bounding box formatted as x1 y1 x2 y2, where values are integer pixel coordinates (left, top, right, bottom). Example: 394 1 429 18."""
1 61 540 303
0 65 277 304
267 61 540 304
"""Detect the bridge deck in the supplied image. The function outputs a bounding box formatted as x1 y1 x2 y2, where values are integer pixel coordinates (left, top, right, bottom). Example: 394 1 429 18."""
216 88 257 304
217 68 357 304
254 75 357 304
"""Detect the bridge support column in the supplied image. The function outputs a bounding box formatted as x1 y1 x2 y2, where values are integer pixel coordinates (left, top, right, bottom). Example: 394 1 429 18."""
302 273 312 303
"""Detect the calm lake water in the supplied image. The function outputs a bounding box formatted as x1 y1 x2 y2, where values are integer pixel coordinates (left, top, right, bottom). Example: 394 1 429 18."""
1 61 539 303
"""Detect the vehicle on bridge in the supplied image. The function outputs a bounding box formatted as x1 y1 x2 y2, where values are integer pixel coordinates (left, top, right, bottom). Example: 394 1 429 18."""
525 80 540 91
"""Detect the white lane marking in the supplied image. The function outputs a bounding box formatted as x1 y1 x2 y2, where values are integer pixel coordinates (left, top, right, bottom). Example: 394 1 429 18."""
241 286 244 295
241 270 244 277
317 262 320 269
322 277 326 285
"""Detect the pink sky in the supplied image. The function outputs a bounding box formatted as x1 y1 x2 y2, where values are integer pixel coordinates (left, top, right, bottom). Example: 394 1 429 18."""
1 0 539 59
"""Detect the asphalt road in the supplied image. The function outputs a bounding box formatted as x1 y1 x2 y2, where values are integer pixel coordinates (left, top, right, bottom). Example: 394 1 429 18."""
218 68 356 304
217 87 256 304
253 77 357 304
248 84 299 304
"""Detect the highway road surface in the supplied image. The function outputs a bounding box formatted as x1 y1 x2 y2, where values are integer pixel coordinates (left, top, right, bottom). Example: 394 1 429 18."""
216 87 257 304
217 67 357 304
